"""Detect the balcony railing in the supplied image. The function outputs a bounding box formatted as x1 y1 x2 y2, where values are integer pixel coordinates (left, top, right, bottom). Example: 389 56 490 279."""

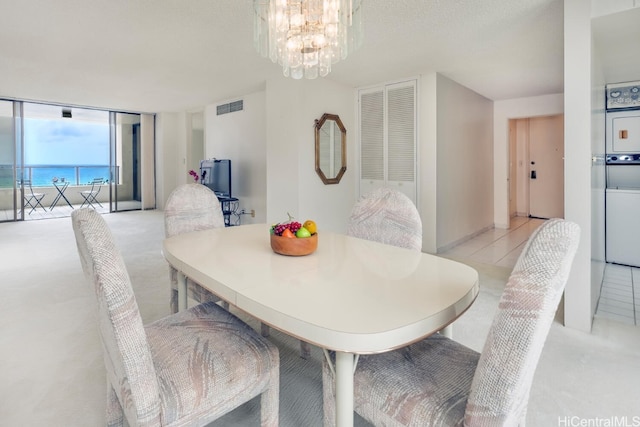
0 165 116 187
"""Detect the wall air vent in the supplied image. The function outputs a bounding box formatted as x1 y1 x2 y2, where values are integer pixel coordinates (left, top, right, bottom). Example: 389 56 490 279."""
216 100 244 115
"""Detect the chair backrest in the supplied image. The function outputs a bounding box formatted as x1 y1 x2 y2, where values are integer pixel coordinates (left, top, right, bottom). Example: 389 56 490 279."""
164 183 225 237
464 218 580 426
347 187 422 251
20 179 36 195
71 208 161 425
90 177 104 191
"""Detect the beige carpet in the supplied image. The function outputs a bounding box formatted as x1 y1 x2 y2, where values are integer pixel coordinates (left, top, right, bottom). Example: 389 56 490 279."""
1 210 638 426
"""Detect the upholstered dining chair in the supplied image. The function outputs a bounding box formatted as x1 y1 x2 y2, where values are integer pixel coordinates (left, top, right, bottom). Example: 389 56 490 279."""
165 183 311 359
322 218 580 426
347 187 422 252
164 183 227 314
72 207 279 427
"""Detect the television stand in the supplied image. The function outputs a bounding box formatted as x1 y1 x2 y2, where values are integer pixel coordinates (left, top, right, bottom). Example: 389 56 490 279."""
217 196 239 227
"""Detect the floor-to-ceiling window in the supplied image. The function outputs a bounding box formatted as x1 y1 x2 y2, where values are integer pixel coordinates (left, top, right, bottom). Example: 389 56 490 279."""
23 103 110 187
0 100 154 222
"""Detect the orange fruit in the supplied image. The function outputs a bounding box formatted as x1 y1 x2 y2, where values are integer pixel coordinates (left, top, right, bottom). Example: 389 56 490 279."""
281 228 295 238
303 220 317 235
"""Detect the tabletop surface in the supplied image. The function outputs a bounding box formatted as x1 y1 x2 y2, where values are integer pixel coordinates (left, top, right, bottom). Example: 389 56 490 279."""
163 223 479 353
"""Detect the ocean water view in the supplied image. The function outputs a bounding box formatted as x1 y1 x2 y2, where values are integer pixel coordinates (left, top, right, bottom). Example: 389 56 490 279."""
0 165 110 188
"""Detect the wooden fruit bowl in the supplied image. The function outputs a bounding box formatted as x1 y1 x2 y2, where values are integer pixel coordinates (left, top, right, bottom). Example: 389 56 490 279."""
270 233 318 256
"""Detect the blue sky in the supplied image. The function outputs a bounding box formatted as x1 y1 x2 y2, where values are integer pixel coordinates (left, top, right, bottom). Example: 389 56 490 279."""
24 118 109 165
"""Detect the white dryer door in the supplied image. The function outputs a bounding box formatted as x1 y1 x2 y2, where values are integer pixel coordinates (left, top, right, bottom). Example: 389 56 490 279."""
611 113 640 153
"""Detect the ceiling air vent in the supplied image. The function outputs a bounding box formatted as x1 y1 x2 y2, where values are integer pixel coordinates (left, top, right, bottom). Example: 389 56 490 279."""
216 100 244 116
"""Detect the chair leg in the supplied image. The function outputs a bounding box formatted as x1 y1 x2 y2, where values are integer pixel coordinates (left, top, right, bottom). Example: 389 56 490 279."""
24 200 35 214
106 383 126 427
93 197 104 208
170 288 179 314
34 196 47 212
300 340 311 359
24 197 39 214
260 363 280 427
261 323 270 337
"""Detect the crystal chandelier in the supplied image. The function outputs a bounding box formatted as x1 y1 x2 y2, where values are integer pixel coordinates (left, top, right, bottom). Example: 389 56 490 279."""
253 0 363 80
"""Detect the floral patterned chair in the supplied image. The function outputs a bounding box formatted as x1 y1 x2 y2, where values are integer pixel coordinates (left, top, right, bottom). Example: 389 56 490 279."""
347 187 422 251
322 218 580 426
164 183 227 314
72 207 279 426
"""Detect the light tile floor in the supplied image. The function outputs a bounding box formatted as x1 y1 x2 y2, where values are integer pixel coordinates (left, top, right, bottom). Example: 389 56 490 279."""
595 263 640 325
440 216 545 269
441 216 640 326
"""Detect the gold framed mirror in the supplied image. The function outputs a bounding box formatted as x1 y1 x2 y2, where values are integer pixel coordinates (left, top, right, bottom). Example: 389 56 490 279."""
314 113 346 185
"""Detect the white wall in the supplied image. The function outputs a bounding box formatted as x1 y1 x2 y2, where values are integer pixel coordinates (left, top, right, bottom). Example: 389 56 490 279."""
591 0 639 17
493 94 564 229
203 78 356 232
564 0 593 332
264 77 356 232
200 72 493 254
155 112 187 209
204 91 267 225
434 74 494 252
419 74 438 253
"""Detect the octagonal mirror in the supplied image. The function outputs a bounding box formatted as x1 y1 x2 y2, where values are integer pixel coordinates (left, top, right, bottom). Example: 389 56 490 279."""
314 113 346 185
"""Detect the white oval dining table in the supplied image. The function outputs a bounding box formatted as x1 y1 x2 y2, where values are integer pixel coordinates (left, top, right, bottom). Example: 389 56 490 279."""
163 223 479 427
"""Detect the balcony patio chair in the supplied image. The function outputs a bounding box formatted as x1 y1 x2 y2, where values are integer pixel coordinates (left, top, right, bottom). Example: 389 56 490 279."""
21 179 47 214
79 177 104 208
322 218 580 427
72 207 279 427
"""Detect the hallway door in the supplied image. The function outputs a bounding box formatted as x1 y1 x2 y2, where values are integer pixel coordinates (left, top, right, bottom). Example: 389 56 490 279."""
529 114 564 219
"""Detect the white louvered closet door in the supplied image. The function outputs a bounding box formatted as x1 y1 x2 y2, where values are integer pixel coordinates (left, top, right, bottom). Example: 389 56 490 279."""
359 80 416 203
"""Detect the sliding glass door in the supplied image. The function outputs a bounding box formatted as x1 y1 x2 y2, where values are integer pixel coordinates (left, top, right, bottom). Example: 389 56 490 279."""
0 99 154 221
0 100 19 221
108 112 154 212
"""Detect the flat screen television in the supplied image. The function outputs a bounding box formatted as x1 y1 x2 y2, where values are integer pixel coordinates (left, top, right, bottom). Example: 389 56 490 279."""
200 159 232 198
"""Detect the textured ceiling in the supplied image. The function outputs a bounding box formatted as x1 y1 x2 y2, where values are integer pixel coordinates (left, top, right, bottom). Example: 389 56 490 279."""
0 0 574 113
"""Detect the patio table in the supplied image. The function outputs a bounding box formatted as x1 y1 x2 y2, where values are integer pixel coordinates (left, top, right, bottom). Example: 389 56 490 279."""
50 179 73 209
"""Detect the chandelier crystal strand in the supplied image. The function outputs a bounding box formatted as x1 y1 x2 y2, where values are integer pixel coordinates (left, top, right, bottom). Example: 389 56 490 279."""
253 0 363 80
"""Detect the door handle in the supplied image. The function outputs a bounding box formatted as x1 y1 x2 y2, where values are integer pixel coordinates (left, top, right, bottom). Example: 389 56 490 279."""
531 170 537 179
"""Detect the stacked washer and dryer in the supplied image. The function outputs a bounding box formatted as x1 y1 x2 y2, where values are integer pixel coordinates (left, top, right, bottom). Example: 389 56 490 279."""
605 81 640 267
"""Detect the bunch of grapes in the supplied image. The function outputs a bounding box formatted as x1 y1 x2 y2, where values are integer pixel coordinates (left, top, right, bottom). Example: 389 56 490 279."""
288 221 302 234
272 223 288 236
272 221 302 236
